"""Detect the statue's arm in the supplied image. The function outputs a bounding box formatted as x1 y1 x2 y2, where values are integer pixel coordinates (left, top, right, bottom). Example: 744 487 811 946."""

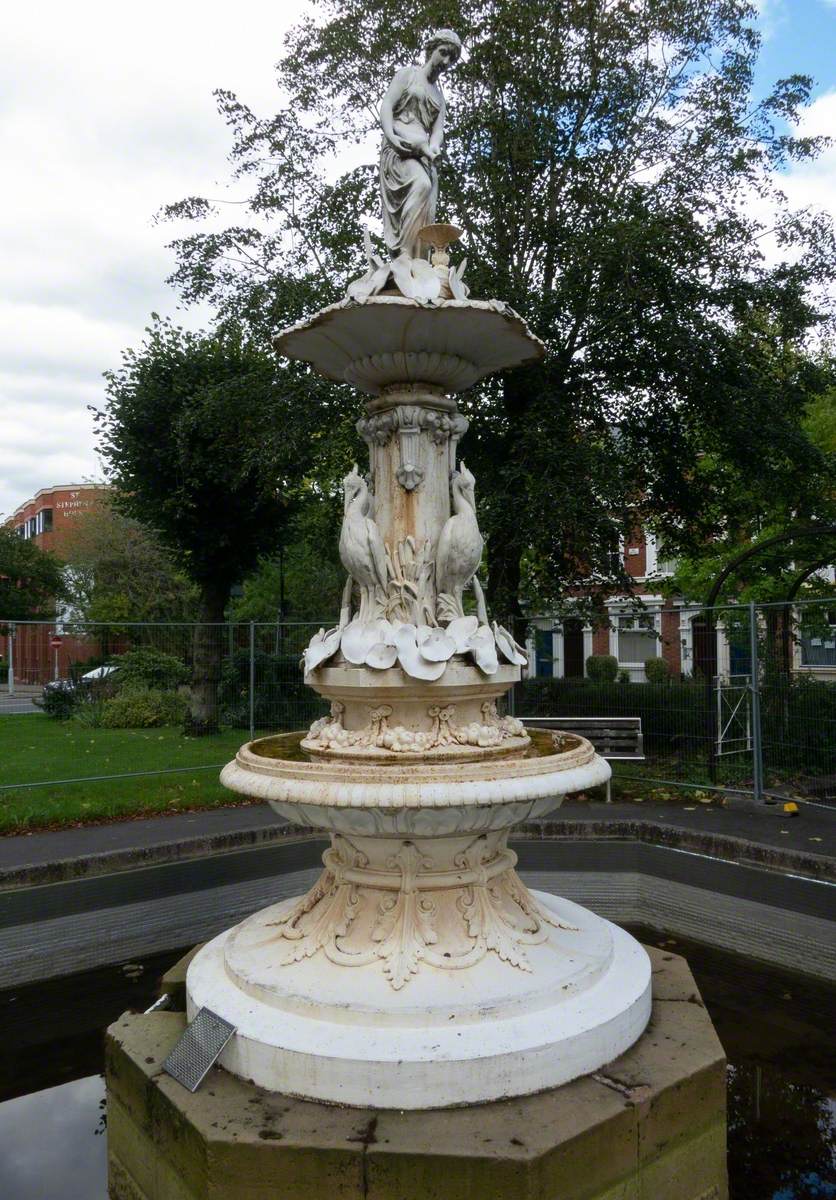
428 91 446 158
380 68 413 156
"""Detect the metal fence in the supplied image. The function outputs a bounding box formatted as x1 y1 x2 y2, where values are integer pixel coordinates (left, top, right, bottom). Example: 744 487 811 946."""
1 598 834 806
516 597 836 805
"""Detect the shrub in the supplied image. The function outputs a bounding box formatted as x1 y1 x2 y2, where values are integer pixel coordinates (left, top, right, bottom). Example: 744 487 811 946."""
113 648 190 692
644 657 671 683
100 687 188 728
72 697 108 728
34 683 77 720
617 669 631 684
219 648 326 731
585 654 618 682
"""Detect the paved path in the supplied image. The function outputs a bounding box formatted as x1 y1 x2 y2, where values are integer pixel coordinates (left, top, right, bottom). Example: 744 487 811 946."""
0 796 832 889
0 693 39 715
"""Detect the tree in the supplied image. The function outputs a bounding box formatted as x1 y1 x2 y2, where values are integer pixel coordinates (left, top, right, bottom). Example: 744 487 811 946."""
160 0 836 637
0 527 67 624
658 345 836 607
231 497 347 625
62 498 199 626
95 318 318 733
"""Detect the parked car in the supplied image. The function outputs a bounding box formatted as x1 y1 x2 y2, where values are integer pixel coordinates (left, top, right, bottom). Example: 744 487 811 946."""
42 664 120 695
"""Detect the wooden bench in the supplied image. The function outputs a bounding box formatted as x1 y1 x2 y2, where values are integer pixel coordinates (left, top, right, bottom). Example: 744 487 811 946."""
520 716 645 803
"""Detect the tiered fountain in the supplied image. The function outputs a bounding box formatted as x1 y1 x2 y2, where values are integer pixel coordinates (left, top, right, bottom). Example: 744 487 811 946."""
185 27 651 1109
107 32 728 1200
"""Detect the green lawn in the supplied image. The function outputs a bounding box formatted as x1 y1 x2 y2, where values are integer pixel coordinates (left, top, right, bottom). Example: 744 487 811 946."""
0 715 736 836
0 715 271 834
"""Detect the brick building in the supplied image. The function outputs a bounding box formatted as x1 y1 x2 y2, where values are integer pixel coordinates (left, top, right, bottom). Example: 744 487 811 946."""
2 484 109 684
527 528 732 682
528 528 836 682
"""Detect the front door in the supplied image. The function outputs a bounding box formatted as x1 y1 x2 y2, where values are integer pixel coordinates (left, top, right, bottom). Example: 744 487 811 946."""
563 619 584 678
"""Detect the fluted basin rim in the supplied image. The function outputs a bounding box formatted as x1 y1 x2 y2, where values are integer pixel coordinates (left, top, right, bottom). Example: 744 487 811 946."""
220 731 609 811
273 295 545 395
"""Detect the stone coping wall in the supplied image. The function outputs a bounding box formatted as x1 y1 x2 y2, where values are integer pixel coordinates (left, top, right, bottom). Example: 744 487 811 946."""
106 947 727 1200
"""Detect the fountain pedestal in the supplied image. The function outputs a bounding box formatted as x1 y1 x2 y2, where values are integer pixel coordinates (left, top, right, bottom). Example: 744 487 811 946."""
107 946 727 1200
180 295 655 1108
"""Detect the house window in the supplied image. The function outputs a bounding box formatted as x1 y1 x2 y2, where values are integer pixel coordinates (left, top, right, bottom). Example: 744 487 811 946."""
800 612 836 667
617 614 658 662
42 508 53 532
655 547 677 576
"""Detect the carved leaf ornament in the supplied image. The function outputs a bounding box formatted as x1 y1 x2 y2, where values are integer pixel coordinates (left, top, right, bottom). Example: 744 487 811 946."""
266 835 570 990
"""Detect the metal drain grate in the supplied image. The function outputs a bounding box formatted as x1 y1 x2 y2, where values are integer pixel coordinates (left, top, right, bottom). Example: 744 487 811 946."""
162 1007 236 1092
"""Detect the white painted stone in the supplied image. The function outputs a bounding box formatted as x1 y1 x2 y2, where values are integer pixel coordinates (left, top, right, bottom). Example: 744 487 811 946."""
187 891 651 1109
273 297 545 396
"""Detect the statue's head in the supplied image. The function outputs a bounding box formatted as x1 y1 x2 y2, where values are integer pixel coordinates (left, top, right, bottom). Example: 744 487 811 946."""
343 464 366 509
455 462 476 494
424 29 462 74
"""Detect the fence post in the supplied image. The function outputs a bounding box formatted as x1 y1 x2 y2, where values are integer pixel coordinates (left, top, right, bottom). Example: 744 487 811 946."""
249 621 256 742
748 601 764 805
7 623 15 696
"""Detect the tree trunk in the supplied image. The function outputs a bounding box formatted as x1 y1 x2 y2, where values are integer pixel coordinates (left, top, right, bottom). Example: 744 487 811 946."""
186 580 229 736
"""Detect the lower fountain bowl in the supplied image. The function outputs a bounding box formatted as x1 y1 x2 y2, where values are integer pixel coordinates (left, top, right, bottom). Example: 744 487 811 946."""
196 730 651 1108
187 889 651 1109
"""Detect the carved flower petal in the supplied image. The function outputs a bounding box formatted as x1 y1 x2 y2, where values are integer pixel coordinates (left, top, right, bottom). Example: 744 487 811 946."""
445 615 479 653
493 621 527 666
398 640 447 680
467 625 499 675
418 627 457 662
393 624 446 679
347 262 391 302
342 619 380 665
393 623 419 653
366 642 399 669
303 626 342 672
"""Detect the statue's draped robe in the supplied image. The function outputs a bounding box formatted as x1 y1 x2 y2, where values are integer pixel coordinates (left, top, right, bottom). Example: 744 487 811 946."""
380 68 440 259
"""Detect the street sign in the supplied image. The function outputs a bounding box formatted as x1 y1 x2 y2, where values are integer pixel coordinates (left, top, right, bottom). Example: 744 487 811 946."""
50 636 62 648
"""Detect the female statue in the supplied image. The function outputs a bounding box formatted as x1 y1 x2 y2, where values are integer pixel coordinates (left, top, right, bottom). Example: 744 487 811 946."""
379 30 462 260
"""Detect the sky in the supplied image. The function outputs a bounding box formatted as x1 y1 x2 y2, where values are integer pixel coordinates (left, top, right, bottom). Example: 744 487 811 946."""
1 0 835 521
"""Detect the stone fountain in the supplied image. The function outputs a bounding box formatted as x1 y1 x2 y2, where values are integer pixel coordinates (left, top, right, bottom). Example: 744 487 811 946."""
184 28 651 1110
107 30 728 1199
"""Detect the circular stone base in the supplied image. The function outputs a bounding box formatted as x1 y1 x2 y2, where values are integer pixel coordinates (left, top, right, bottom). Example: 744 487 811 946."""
186 890 651 1109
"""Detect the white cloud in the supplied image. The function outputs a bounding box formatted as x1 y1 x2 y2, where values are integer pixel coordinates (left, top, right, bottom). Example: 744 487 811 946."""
0 0 310 519
1 3 833 521
778 90 836 228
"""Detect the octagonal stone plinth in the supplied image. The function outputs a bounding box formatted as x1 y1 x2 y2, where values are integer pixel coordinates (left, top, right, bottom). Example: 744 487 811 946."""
106 946 727 1200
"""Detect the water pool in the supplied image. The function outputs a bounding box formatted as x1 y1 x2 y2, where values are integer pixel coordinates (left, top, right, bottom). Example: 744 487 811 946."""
0 936 832 1199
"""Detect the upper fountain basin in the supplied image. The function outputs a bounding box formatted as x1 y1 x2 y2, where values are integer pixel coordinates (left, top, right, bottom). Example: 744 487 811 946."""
274 295 545 396
219 729 611 837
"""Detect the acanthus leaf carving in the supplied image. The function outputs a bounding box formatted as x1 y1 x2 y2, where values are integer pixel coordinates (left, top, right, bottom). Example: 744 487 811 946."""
259 832 569 990
371 842 438 989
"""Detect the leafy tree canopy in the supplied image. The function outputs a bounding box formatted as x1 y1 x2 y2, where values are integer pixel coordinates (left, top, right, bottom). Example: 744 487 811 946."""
230 497 347 624
160 0 836 626
0 527 68 624
62 496 199 626
95 317 324 730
